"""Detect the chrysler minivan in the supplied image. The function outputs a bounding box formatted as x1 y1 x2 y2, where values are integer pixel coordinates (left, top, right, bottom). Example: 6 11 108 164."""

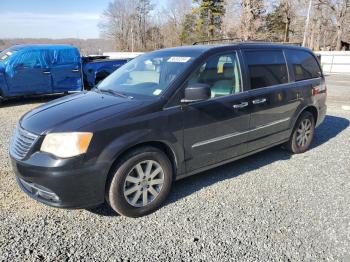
10 43 326 217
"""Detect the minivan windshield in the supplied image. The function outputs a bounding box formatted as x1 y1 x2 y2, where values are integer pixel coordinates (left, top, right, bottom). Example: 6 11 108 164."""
0 48 18 63
98 50 200 98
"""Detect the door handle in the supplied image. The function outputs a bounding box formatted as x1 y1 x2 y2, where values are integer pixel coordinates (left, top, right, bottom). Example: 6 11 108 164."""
233 102 249 109
252 98 267 104
72 69 80 72
42 71 51 74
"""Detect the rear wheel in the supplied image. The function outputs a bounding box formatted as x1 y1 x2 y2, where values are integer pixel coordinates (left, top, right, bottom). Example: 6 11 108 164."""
285 111 315 153
106 147 173 217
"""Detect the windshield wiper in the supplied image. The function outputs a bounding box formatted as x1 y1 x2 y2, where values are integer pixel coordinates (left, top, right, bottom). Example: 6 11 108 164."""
99 88 133 99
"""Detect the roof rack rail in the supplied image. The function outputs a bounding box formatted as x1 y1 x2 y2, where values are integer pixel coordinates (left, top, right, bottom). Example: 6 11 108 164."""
193 38 302 46
193 38 243 45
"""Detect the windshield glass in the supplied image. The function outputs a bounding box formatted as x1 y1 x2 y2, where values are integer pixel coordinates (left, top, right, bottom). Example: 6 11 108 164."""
98 50 200 98
0 48 18 63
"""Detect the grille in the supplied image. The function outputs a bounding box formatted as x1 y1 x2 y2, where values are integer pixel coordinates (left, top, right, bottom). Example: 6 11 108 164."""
10 126 38 160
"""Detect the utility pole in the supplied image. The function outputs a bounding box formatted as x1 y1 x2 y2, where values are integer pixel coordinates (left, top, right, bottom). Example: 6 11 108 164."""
131 28 134 52
302 0 313 47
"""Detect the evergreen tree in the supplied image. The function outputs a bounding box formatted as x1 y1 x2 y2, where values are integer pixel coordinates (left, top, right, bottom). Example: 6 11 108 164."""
193 0 225 40
265 1 293 42
265 4 286 41
179 13 198 45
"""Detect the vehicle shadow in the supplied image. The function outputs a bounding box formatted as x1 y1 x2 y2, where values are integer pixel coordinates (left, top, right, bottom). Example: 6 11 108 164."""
87 115 349 217
0 94 65 108
311 115 349 149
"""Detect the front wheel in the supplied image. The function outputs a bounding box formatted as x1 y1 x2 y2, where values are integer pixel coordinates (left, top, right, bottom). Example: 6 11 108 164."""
106 147 173 217
285 111 315 154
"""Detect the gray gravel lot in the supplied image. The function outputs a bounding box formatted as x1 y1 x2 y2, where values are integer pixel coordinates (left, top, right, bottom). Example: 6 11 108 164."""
0 75 350 261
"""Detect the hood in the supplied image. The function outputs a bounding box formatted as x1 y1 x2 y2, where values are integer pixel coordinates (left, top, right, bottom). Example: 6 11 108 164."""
20 91 146 134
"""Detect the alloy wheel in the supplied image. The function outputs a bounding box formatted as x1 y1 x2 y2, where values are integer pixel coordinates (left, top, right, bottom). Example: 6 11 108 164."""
123 160 164 207
296 118 312 147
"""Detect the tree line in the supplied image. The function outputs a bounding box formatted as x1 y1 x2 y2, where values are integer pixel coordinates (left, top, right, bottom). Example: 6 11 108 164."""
99 0 350 51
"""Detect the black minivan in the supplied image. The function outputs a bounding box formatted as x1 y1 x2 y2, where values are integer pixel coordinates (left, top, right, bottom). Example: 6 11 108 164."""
10 43 327 217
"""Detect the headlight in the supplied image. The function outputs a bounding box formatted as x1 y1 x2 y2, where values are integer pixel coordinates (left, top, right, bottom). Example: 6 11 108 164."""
41 132 93 158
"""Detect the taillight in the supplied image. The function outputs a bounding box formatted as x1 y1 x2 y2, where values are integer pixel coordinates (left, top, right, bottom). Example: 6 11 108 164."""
312 84 327 96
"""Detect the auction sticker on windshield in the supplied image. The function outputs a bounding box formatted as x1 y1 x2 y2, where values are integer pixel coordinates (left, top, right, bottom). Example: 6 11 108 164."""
167 57 191 63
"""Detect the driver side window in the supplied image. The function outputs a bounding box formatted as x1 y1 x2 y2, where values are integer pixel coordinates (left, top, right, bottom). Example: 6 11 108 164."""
16 51 44 68
187 52 242 98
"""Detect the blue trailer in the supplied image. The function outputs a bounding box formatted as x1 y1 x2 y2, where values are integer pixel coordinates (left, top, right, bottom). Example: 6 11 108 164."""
0 44 129 101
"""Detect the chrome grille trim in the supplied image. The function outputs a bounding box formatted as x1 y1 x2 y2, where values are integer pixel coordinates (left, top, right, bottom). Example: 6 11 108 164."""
10 126 38 160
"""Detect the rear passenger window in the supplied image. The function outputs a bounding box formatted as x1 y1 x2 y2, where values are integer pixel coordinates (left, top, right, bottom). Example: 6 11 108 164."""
245 50 288 89
285 50 321 81
51 49 79 65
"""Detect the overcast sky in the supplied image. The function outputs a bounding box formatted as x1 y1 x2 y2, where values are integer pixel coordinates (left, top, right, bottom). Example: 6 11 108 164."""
0 0 166 39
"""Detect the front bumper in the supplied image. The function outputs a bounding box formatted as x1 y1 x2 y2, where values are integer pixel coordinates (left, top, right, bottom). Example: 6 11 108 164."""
11 152 109 209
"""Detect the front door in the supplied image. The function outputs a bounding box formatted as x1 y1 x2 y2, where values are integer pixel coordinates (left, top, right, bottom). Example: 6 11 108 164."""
6 50 52 95
182 51 251 172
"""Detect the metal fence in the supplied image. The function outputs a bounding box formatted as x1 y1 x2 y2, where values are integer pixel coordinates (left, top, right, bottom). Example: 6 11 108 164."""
316 51 350 74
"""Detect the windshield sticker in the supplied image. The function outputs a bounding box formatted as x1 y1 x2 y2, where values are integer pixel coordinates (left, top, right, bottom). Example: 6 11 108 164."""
153 89 162 96
167 57 191 63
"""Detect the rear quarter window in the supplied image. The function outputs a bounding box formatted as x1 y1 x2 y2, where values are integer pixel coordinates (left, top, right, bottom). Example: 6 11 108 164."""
285 49 322 81
50 48 80 65
244 50 288 89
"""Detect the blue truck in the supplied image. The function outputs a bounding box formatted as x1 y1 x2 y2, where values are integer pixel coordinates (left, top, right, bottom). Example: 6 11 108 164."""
82 55 128 89
0 44 129 101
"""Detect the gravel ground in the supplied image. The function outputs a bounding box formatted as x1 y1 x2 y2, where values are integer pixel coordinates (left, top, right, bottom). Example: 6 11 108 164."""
0 76 349 261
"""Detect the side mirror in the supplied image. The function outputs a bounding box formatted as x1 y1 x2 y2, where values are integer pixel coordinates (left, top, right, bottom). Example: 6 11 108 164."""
181 84 211 104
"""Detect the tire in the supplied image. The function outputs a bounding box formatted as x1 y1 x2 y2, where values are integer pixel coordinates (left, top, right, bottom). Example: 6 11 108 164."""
285 111 315 154
106 146 173 217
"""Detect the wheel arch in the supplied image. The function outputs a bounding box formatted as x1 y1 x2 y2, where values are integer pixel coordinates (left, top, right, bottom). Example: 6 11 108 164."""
106 140 179 184
303 105 318 124
293 105 318 129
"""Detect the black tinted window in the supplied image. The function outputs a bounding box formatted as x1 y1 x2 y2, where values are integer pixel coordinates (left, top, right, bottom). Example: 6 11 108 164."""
245 50 288 89
285 50 321 81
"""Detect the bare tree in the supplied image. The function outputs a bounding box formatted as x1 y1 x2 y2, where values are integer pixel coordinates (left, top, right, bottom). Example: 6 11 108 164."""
160 0 192 46
318 0 350 50
136 0 153 49
239 0 265 40
99 0 138 51
97 0 350 51
281 0 295 42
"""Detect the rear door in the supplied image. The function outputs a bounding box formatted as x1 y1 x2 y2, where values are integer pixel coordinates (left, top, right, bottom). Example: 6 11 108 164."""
284 49 325 119
242 49 300 151
5 50 52 95
50 48 82 93
182 51 251 172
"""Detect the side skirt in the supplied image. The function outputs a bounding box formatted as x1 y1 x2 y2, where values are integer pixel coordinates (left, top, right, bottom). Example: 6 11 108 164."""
175 138 289 181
